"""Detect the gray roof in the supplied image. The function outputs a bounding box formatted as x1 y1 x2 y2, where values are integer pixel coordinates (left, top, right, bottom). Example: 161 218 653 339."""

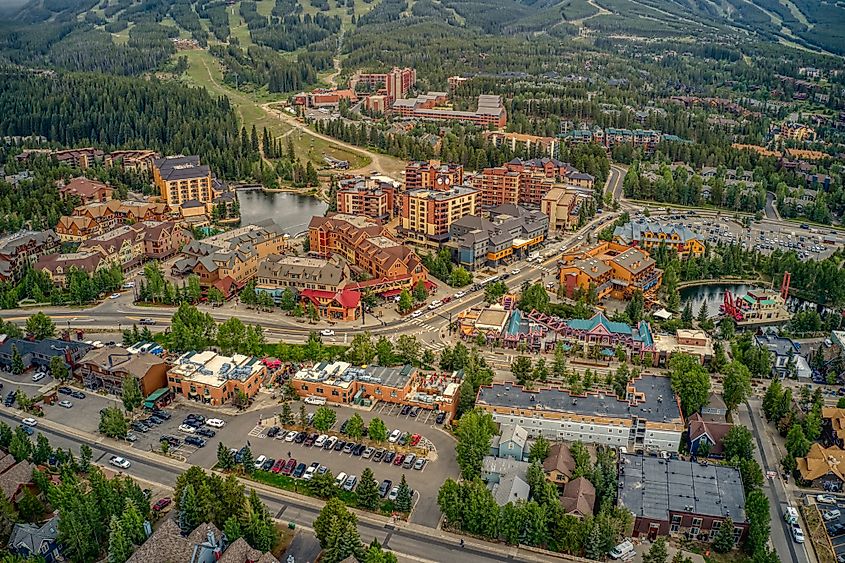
0 338 92 364
477 375 681 425
755 333 798 357
8 515 59 556
490 473 530 506
613 219 699 245
618 455 747 523
500 424 528 449
482 455 531 480
257 254 349 288
78 346 166 377
362 364 417 389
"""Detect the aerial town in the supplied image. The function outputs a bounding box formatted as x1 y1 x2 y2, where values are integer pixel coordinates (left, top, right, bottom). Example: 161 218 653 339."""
0 0 844 562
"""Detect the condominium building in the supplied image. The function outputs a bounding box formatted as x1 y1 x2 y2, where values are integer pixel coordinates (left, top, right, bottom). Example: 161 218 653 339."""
399 186 479 244
256 254 350 294
57 200 175 242
351 67 417 100
34 251 106 288
105 150 159 173
336 177 396 221
479 158 593 207
612 219 705 259
449 204 548 270
308 214 428 295
58 177 114 204
392 93 507 128
0 230 61 283
484 131 559 158
152 155 214 207
404 160 464 191
76 345 169 396
476 374 683 452
167 350 267 406
15 147 104 169
542 187 591 233
558 241 662 300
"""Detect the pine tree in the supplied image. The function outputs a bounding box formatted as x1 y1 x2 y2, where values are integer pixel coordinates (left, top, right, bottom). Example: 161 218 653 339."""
178 483 203 534
394 474 412 512
108 515 132 563
643 537 668 563
323 518 362 563
120 498 146 545
356 468 379 510
224 515 242 543
713 517 736 552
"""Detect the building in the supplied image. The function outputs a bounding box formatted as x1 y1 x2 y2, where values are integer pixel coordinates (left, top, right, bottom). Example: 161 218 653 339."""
309 214 428 296
16 147 104 168
543 443 576 484
478 158 592 208
167 350 267 406
797 443 845 488
392 93 507 128
701 393 728 422
754 332 811 379
58 177 114 204
612 219 705 259
105 150 159 173
558 241 662 300
256 254 351 295
8 515 61 563
351 67 416 100
153 155 215 208
127 519 278 563
0 230 61 283
399 185 478 244
76 345 169 396
542 187 590 233
292 361 460 416
336 177 396 221
481 456 531 506
34 251 106 287
687 413 733 457
404 160 464 191
78 224 146 272
0 454 35 505
172 221 287 295
561 128 683 153
561 476 596 517
449 204 549 270
57 200 176 242
653 329 713 367
489 424 528 461
0 337 91 372
619 454 748 542
476 374 683 452
484 131 560 158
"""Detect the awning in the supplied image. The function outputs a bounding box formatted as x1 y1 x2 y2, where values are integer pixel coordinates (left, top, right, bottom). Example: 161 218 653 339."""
380 288 404 298
143 387 170 408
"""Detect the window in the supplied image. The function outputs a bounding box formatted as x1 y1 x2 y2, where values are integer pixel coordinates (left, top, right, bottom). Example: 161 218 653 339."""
691 517 702 527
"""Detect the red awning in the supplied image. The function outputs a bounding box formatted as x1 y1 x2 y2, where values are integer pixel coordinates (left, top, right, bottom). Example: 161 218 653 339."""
380 288 404 298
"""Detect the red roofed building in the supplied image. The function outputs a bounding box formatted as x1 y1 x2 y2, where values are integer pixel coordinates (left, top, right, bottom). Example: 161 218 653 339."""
688 413 734 457
300 287 361 321
58 177 114 204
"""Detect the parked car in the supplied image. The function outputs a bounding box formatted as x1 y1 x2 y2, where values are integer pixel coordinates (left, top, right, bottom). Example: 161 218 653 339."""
70 390 86 399
294 432 307 444
281 459 297 476
379 480 393 497
388 429 402 443
184 436 207 447
161 435 181 447
152 497 172 512
3 391 15 407
410 407 421 417
435 412 447 424
314 434 328 448
343 475 358 491
110 456 131 469
31 372 45 382
343 442 356 454
353 444 366 456
373 449 385 462
398 432 409 446
139 318 156 325
410 434 421 447
819 494 837 504
271 459 286 473
414 458 427 470
362 447 375 459
132 422 149 433
266 426 280 438
292 463 307 478
196 427 216 438
178 424 196 434
383 451 396 464
206 418 225 428
304 462 319 480
320 329 335 337
393 454 405 466
58 386 73 395
400 405 411 416
19 426 33 436
387 486 399 501
285 430 298 442
21 418 37 427
402 454 416 469
824 509 841 521
335 472 348 487
792 524 805 544
304 433 318 447
253 455 267 470
58 400 73 409
152 410 171 420
261 458 275 471
124 433 138 443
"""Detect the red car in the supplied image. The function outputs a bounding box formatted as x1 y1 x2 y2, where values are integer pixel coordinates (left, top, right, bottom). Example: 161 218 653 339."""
393 454 404 466
281 458 297 476
152 497 172 512
410 434 421 447
271 459 286 473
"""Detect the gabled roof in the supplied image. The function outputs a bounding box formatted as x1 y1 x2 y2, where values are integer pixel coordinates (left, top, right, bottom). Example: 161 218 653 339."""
687 413 733 455
8 514 59 556
543 443 576 478
499 424 528 449
566 312 632 336
0 459 34 501
798 443 845 482
561 476 595 516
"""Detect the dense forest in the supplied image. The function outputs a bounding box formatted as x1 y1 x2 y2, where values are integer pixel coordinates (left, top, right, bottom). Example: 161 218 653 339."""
0 70 259 179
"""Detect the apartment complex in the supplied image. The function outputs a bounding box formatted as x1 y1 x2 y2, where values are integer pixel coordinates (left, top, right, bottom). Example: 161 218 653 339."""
336 177 396 221
104 150 158 173
0 230 60 283
76 345 169 396
293 88 358 109
404 160 464 191
449 204 548 270
399 186 479 244
475 374 683 452
392 93 507 128
34 252 106 287
558 241 663 300
293 361 460 415
16 147 104 169
153 155 215 207
56 200 175 242
613 219 705 259
75 221 190 273
484 131 559 158
308 214 428 295
562 127 681 153
542 187 592 232
168 350 267 406
351 67 417 100
172 221 287 295
57 177 114 204
478 158 594 207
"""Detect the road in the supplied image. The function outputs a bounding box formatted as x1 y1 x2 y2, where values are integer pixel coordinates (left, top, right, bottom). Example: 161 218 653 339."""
607 164 627 202
0 409 564 563
765 191 781 221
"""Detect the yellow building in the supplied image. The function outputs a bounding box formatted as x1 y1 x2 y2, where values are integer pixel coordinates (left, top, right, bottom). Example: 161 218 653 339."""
612 220 705 259
399 186 478 244
559 241 662 300
153 155 214 207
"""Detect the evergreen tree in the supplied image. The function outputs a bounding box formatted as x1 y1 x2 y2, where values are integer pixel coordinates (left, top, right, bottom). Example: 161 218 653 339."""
356 468 379 510
121 377 143 413
107 515 132 563
713 517 736 552
120 498 146 545
643 537 668 563
394 474 412 512
178 483 203 534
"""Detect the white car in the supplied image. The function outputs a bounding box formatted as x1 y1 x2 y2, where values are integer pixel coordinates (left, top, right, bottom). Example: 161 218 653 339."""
253 455 267 469
205 418 225 428
792 524 805 544
510 268 520 275
21 418 37 427
122 282 135 289
31 372 45 382
58 400 73 409
454 291 466 299
177 424 196 434
428 300 442 310
320 329 335 337
388 429 401 443
314 434 328 448
303 466 317 480
411 310 424 318
304 396 326 406
109 293 121 299
387 486 399 501
824 509 841 521
110 456 130 469
284 430 298 442
818 494 837 504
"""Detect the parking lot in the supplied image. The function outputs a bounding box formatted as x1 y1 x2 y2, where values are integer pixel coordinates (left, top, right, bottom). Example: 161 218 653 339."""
818 498 845 561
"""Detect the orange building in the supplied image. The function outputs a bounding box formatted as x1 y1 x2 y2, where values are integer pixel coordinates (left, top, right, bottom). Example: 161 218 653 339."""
167 351 267 406
404 160 464 191
58 177 114 204
293 361 460 416
558 241 662 300
392 93 507 128
478 158 590 207
336 177 396 221
152 155 215 208
399 186 478 244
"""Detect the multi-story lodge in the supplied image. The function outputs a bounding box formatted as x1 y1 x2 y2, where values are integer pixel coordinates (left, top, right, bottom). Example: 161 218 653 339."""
56 200 175 242
16 147 104 169
153 155 215 208
0 230 61 283
613 219 705 259
308 214 429 296
404 160 464 191
558 241 663 300
475 374 683 452
392 93 507 128
350 67 417 100
483 131 560 159
34 252 106 287
478 158 594 207
398 186 479 245
57 177 114 205
336 177 396 222
542 187 592 233
77 221 190 273
104 150 158 173
76 345 169 396
448 204 548 270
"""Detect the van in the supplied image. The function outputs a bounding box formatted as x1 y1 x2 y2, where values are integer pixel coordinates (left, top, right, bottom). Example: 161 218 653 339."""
304 396 326 406
609 540 634 560
784 506 799 525
335 472 348 487
402 453 416 469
